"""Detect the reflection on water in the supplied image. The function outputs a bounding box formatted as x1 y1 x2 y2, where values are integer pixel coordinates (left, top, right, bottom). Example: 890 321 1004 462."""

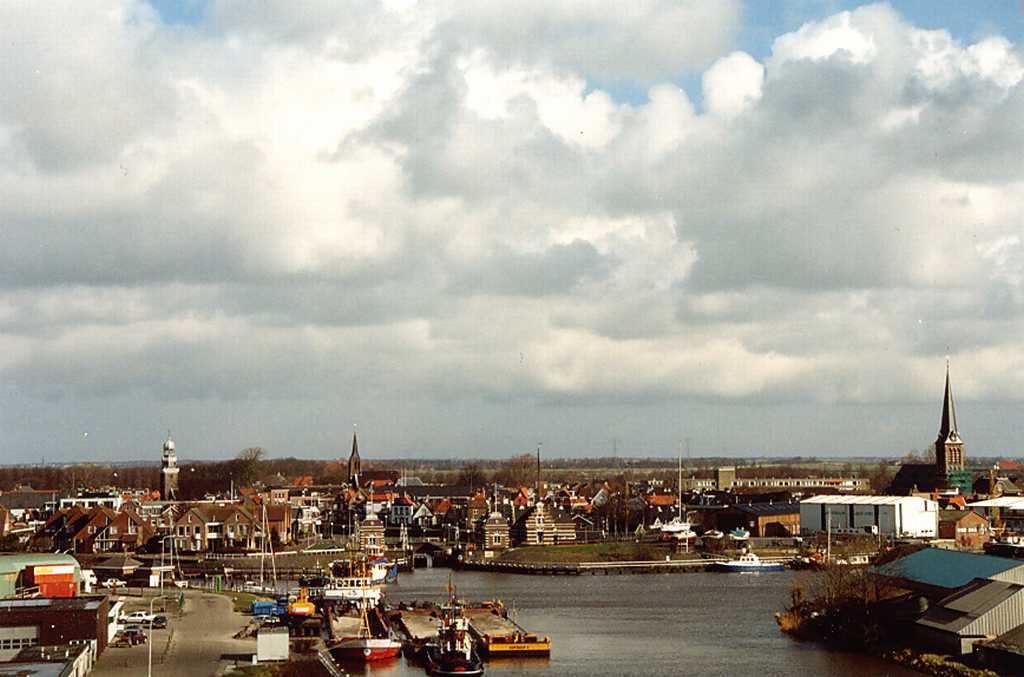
335 568 917 677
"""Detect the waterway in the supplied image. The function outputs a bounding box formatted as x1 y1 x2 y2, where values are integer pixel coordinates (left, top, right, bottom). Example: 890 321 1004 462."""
340 567 920 677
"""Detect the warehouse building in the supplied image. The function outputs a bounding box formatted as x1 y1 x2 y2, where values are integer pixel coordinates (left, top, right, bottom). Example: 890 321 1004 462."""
916 577 1024 655
0 554 82 598
714 502 801 537
800 495 938 538
872 548 1024 597
0 597 109 662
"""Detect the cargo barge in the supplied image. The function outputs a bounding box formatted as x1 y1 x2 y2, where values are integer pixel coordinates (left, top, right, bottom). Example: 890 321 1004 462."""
392 600 550 659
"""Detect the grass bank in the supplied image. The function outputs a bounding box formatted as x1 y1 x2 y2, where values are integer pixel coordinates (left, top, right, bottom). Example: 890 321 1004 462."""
216 590 274 614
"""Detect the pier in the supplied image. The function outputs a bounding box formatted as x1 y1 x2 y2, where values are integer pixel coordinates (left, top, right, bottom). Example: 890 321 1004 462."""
458 556 793 575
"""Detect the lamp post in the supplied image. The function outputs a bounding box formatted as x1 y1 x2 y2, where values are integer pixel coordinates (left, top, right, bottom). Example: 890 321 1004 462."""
159 534 176 598
147 594 167 677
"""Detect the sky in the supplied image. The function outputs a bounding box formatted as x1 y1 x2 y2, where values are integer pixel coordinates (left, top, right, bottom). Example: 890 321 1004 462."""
2 1 1024 463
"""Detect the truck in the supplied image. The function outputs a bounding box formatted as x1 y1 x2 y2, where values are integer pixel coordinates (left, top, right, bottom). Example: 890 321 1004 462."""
251 600 288 617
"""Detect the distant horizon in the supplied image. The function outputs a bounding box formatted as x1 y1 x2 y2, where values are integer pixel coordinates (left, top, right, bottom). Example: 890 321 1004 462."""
3 451 1023 470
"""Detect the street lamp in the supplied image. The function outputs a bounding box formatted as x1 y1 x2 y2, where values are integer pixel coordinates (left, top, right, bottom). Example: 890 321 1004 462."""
147 594 166 677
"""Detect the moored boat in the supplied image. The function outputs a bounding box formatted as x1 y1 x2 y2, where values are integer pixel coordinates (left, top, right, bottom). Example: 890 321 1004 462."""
327 605 402 663
424 585 484 676
330 635 403 662
709 552 785 573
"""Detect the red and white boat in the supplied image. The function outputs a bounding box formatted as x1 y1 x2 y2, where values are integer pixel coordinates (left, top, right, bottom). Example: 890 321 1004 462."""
328 635 403 662
327 605 402 663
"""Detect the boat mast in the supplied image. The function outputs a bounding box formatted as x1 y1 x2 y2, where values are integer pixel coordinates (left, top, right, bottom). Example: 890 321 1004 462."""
677 440 683 522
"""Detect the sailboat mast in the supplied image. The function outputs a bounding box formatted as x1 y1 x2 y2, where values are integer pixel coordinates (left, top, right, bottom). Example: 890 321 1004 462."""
677 441 683 521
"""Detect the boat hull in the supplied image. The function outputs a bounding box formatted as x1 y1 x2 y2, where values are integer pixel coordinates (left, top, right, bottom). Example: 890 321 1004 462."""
709 562 785 573
328 638 403 662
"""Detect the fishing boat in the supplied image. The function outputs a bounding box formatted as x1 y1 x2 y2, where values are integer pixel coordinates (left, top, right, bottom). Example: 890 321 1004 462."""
327 604 403 662
321 560 386 603
330 557 395 585
709 552 785 573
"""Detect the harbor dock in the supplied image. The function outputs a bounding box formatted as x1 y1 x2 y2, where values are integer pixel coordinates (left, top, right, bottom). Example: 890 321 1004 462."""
457 556 792 575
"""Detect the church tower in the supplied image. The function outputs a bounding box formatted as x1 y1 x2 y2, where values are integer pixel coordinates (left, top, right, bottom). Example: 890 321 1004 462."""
935 362 965 477
160 432 180 501
347 428 361 488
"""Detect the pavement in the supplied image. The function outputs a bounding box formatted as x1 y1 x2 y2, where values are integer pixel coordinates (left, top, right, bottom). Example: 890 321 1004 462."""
92 590 257 677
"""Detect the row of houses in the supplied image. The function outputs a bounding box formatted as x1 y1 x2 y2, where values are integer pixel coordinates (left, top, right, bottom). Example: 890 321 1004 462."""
29 499 293 555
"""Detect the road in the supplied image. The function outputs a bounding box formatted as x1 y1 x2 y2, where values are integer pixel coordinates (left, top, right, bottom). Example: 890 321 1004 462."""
92 590 256 677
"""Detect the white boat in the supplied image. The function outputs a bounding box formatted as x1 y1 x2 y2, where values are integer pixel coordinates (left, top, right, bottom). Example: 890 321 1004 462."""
331 558 394 585
709 552 785 573
321 561 386 603
660 443 695 541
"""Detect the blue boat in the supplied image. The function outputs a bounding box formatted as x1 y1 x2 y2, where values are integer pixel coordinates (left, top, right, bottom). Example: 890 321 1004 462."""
709 552 785 573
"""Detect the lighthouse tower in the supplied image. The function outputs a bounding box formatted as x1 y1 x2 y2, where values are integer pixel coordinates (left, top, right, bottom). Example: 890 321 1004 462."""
160 432 180 501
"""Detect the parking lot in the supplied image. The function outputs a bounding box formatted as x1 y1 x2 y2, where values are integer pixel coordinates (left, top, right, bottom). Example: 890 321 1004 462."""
92 590 256 677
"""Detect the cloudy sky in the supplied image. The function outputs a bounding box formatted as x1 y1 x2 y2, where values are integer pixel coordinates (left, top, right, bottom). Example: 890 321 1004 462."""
2 1 1023 463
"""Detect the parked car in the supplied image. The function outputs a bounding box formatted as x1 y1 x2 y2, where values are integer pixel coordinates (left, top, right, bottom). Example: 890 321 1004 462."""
151 615 168 629
122 628 147 645
109 631 131 648
102 578 127 588
121 611 156 624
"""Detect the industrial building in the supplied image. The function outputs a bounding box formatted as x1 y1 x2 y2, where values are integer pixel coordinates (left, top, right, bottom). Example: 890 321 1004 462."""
0 643 93 677
872 548 1024 598
799 495 938 538
714 502 801 537
916 578 1024 655
0 597 110 662
0 555 82 598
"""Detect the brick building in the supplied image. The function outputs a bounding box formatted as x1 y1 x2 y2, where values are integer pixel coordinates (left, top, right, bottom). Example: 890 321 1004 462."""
0 596 110 662
938 509 990 549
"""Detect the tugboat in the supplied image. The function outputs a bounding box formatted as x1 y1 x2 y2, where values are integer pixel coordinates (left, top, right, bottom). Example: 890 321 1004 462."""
424 586 484 676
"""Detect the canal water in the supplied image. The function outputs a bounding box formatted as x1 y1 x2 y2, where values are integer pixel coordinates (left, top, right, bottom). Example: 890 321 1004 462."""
341 567 919 677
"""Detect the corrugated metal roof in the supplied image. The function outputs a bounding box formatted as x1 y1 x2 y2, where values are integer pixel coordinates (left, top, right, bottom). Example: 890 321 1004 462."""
0 553 80 577
917 578 1024 635
802 495 920 505
874 548 1024 591
733 502 801 516
969 497 1024 509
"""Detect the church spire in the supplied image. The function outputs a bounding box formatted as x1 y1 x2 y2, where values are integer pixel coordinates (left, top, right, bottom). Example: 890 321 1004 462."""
935 360 965 477
347 425 361 487
939 359 959 442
